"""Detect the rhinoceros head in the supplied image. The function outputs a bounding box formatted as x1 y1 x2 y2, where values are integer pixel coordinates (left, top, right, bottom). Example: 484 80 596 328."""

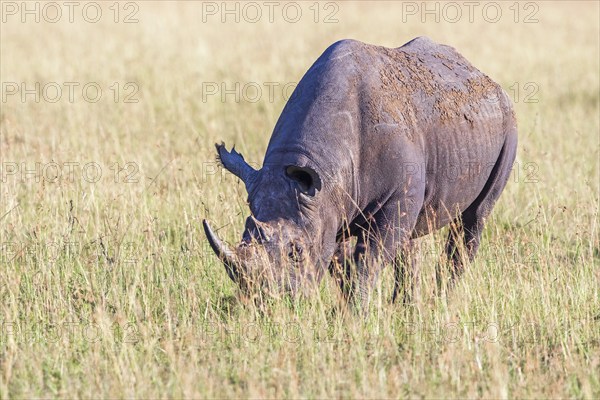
203 142 335 297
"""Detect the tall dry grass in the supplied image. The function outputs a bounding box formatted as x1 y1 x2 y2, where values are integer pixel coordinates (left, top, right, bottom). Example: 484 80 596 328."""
0 1 598 398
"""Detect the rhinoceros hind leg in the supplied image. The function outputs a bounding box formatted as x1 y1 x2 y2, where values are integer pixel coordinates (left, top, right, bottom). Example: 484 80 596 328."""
439 131 517 291
440 215 484 288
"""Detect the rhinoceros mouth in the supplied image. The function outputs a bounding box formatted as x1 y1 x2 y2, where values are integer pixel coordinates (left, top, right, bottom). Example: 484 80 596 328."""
204 218 315 296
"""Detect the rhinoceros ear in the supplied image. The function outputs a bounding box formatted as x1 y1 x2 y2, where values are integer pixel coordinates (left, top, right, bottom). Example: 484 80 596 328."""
286 165 321 196
215 142 258 187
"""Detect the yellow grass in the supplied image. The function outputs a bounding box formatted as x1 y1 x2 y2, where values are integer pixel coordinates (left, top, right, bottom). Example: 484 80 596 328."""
1 1 598 398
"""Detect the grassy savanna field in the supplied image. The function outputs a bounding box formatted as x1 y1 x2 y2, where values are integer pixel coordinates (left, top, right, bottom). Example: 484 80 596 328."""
0 1 598 398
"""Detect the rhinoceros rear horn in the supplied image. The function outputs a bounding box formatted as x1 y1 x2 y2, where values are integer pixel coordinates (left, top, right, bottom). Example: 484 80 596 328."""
203 219 242 283
215 142 257 188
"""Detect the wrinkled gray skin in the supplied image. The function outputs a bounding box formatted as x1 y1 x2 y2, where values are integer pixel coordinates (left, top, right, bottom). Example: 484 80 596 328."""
203 37 518 309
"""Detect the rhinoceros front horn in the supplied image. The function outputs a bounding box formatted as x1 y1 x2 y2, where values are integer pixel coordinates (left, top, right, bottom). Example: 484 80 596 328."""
203 219 241 282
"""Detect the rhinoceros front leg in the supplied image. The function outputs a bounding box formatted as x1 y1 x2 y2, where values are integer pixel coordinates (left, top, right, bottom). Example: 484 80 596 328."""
352 204 416 312
392 240 420 305
353 231 395 312
328 239 354 300
343 196 423 312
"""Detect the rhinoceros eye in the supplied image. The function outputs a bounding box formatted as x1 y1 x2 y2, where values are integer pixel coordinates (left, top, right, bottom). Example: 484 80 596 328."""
286 241 305 264
285 166 321 195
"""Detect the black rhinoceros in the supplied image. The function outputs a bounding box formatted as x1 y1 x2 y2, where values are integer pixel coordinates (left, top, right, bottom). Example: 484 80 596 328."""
203 37 517 309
